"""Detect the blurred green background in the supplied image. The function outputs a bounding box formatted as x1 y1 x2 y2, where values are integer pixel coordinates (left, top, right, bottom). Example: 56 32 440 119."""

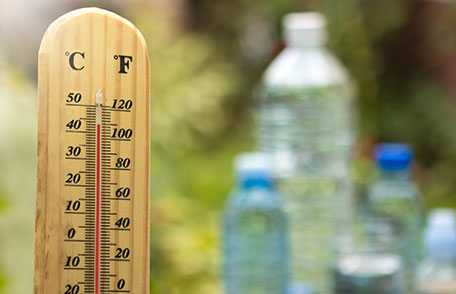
1 0 456 293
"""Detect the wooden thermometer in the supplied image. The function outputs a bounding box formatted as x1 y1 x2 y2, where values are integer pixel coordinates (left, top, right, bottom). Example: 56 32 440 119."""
35 8 150 294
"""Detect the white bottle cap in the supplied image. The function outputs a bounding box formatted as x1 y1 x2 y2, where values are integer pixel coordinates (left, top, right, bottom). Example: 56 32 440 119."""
235 152 272 177
283 12 327 48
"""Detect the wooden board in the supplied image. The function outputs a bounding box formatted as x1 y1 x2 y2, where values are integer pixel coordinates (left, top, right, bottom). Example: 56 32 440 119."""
35 7 150 294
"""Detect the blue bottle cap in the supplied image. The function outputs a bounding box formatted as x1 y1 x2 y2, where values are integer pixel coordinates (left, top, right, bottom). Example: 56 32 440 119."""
375 143 413 171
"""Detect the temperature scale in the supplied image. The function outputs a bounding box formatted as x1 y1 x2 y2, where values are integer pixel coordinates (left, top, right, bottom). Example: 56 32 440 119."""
34 8 150 294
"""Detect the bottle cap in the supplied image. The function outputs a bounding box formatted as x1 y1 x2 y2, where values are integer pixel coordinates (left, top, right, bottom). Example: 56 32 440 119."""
375 143 413 171
425 209 456 260
283 12 327 48
235 152 274 189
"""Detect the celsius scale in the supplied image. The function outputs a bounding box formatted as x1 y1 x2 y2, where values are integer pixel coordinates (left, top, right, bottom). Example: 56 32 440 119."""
34 8 150 294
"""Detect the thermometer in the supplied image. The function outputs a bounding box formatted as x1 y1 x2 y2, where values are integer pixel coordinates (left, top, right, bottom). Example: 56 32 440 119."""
34 8 150 294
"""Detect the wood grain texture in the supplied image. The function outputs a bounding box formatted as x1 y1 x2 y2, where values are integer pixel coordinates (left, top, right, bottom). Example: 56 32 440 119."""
35 8 150 294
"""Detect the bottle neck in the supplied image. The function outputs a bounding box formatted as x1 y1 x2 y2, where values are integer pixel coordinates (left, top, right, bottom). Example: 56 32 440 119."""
286 41 326 51
284 25 327 49
378 169 411 182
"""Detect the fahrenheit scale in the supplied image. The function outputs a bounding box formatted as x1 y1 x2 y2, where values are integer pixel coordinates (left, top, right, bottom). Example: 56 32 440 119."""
34 8 150 294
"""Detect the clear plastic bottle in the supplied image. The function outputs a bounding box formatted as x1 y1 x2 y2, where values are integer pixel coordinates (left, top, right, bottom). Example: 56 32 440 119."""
366 144 422 293
256 12 355 292
333 250 405 294
222 153 289 294
417 209 456 294
257 12 354 174
332 215 406 294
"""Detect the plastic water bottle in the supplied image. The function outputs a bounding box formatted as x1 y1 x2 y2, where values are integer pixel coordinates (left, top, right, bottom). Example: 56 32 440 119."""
332 217 406 294
366 144 422 292
417 209 456 294
257 12 354 172
333 251 405 294
256 12 355 292
223 153 288 294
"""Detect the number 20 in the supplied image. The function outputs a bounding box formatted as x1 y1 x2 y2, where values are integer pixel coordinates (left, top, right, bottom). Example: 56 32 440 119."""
64 284 80 294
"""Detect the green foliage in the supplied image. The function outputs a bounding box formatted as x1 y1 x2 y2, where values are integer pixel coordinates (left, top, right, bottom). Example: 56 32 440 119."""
133 9 254 293
0 63 36 294
0 194 8 214
135 12 244 154
0 272 5 293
